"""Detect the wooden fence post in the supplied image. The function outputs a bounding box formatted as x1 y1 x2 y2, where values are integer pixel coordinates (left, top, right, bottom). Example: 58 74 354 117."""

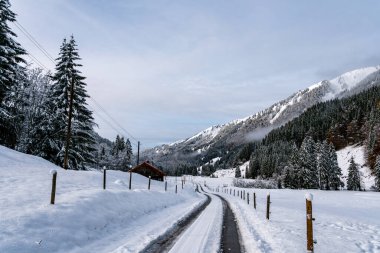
306 193 314 252
165 181 167 191
182 180 184 189
266 193 271 220
175 185 177 194
254 192 256 209
148 176 151 190
129 171 132 190
103 168 106 190
50 170 57 205
247 193 249 205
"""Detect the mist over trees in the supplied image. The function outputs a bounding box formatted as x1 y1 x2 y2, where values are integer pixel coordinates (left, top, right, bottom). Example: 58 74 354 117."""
239 85 380 189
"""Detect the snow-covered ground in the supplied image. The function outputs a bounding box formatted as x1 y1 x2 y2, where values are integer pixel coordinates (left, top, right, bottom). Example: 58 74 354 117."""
212 161 249 178
337 145 375 190
168 192 222 253
201 177 380 253
0 145 204 253
2 144 379 253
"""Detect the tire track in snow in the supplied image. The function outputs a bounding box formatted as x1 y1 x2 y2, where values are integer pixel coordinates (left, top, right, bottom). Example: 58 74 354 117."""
216 194 244 253
168 187 223 253
142 185 244 253
140 185 212 253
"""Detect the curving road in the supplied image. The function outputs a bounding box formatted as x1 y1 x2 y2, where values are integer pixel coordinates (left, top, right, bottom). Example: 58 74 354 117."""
141 185 243 253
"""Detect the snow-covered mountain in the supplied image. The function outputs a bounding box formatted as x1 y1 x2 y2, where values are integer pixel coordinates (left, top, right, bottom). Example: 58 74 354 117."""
142 66 380 169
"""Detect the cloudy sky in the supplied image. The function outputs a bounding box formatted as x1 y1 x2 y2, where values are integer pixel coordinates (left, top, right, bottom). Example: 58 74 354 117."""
11 0 380 149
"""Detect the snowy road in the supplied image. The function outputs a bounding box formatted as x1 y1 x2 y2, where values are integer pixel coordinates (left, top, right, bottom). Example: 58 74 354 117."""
165 186 243 253
168 190 223 253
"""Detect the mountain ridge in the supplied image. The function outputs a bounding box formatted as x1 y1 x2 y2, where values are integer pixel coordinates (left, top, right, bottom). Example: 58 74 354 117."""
142 66 380 170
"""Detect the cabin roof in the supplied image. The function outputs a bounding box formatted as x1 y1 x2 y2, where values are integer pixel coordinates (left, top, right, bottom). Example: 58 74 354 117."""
129 161 165 176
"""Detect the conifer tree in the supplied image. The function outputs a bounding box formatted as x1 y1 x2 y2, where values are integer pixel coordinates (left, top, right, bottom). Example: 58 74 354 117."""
328 143 342 190
0 0 26 146
248 156 260 179
317 141 330 189
298 136 319 188
125 138 133 164
235 167 241 178
374 155 380 191
50 36 96 169
347 157 361 191
113 135 121 156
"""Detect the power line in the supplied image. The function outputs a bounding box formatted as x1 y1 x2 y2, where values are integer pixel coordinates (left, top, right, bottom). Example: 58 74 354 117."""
89 97 139 143
15 20 141 146
14 21 56 64
26 51 48 70
88 104 139 148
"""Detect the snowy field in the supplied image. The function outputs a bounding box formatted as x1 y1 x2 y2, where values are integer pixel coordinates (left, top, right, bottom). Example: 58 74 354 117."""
1 144 380 253
201 177 380 253
0 146 204 253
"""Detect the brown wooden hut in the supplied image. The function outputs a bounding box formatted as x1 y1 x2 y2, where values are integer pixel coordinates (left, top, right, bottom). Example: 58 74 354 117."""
129 161 165 181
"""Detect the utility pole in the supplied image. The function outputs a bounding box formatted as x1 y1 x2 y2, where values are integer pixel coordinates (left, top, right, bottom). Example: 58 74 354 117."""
136 141 140 165
63 78 75 170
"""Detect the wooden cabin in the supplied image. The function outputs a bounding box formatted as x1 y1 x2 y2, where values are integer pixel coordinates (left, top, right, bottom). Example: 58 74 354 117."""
129 161 165 181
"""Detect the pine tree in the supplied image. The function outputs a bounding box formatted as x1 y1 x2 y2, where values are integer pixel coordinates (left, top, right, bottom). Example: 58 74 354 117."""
347 157 361 191
49 36 96 169
235 167 241 178
125 138 133 164
284 143 302 188
248 156 260 179
328 143 342 190
298 136 319 188
317 141 342 190
100 146 106 159
283 165 298 189
0 0 26 146
317 141 330 190
113 135 121 156
374 155 380 191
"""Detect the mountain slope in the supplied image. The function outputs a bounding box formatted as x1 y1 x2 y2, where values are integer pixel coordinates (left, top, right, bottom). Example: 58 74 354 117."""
142 66 380 171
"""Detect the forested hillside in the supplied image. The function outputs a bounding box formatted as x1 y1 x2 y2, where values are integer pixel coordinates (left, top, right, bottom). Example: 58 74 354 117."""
243 85 380 188
142 67 380 175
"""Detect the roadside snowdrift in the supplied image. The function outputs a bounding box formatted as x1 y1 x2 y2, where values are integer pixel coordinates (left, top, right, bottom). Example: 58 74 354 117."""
202 178 380 253
0 145 203 253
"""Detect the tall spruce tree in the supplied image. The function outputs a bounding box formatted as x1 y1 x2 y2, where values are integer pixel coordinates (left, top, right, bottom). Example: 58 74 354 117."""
0 0 26 146
298 136 319 188
50 36 96 169
347 157 361 191
125 138 133 164
235 167 241 178
317 141 330 190
248 156 260 179
374 155 380 191
328 143 342 190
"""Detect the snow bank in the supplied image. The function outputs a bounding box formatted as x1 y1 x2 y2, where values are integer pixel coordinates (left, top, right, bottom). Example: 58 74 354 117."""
202 177 380 253
212 161 249 178
0 146 203 253
337 145 375 190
